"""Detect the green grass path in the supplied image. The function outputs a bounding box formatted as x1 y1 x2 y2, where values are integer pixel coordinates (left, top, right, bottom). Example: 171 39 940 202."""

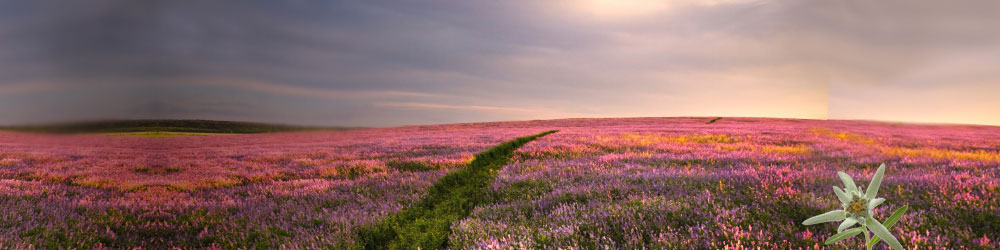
355 130 557 250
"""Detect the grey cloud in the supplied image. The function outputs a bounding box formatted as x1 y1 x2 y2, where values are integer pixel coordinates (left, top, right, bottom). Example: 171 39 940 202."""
0 0 997 126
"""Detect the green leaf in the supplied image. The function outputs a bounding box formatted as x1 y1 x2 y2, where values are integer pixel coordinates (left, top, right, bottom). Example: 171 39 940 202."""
838 171 858 193
837 217 859 232
868 198 885 210
803 210 846 225
833 186 850 204
868 205 908 247
825 227 864 245
866 164 886 199
867 217 903 250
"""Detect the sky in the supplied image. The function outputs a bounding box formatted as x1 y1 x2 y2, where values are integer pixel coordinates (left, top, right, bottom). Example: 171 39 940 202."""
0 0 997 127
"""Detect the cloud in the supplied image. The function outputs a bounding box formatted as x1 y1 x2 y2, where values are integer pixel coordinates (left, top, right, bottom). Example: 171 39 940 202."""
181 77 439 99
0 0 998 126
375 102 537 113
0 81 62 96
374 102 589 120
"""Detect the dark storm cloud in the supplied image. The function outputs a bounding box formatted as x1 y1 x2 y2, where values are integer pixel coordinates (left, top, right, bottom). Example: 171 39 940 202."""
0 0 997 126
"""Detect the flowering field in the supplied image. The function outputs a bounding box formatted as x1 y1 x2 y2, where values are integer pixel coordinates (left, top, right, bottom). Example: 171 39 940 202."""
451 118 1000 249
2 118 999 249
0 123 548 248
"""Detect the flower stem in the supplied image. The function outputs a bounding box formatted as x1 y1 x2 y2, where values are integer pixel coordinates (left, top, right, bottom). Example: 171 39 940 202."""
864 223 872 250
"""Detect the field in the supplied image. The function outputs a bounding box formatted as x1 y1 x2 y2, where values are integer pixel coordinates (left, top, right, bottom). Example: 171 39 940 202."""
1 117 998 249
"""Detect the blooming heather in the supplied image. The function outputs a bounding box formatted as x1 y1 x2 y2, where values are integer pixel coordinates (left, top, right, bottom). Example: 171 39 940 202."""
451 118 1000 249
2 117 999 249
0 123 549 248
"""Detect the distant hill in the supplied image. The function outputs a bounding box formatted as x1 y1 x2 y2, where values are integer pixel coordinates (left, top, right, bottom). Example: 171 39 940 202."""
0 120 356 134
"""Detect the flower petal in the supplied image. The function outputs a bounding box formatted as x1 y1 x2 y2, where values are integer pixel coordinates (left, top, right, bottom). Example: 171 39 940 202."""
866 164 886 199
838 171 858 194
837 217 858 232
833 186 850 204
867 217 903 250
803 210 846 225
868 198 885 210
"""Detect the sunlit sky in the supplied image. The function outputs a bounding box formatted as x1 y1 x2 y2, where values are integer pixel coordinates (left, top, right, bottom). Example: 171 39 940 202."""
0 0 998 126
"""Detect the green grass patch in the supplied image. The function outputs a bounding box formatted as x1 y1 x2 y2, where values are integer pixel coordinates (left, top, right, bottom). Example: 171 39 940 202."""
103 132 228 137
132 165 183 174
355 130 557 250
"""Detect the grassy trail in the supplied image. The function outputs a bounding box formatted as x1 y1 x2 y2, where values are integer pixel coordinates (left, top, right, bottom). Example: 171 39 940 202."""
356 130 558 250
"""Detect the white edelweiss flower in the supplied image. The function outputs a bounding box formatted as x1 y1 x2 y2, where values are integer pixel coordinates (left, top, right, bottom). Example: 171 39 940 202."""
802 164 903 250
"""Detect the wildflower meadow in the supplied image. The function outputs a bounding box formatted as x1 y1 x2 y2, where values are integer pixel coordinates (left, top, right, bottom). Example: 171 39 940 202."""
1 117 998 249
